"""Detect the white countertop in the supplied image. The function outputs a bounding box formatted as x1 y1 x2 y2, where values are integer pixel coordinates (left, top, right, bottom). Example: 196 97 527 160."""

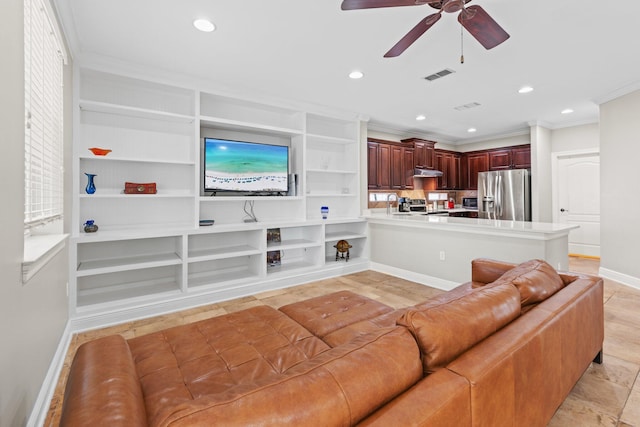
364 211 579 240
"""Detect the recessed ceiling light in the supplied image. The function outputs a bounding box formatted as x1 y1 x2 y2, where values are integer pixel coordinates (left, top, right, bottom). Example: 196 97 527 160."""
518 86 534 94
416 114 426 121
561 108 574 114
349 70 364 79
467 127 477 133
193 19 215 32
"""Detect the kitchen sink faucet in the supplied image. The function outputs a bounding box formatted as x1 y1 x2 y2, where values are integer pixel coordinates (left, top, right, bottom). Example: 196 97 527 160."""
386 193 398 215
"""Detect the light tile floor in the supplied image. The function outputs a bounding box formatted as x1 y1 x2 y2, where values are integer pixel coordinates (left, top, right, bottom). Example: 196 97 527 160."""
45 258 640 426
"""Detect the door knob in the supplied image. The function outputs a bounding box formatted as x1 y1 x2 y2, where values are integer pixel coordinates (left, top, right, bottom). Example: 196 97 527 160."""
560 208 567 212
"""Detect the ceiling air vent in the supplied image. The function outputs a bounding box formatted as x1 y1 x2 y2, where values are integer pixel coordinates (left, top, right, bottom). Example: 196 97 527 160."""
424 68 455 81
454 102 481 111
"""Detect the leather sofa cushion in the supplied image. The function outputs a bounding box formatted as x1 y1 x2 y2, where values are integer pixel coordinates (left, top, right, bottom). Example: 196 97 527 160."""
322 308 406 347
279 290 394 340
491 259 565 306
151 326 422 426
413 282 474 311
398 283 521 374
127 305 331 426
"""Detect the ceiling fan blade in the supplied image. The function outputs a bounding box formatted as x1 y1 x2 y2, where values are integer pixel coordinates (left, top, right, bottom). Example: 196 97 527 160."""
384 13 441 57
341 0 428 11
458 5 509 49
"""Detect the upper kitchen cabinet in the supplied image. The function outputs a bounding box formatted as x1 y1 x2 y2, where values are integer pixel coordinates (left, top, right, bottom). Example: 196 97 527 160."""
511 145 531 169
435 150 461 190
390 145 414 190
368 139 414 190
367 140 390 189
403 138 435 170
464 151 489 190
488 145 531 171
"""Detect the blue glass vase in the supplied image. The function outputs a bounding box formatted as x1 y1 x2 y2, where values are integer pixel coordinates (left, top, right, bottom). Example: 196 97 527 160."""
85 173 97 194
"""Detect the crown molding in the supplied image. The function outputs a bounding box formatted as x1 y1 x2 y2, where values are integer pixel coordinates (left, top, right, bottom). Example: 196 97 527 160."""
593 80 640 105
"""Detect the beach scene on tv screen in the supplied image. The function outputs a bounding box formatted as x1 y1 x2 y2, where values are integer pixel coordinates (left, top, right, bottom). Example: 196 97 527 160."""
205 139 288 192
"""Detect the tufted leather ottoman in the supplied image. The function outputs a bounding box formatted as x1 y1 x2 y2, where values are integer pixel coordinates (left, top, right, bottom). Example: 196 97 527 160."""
279 290 394 341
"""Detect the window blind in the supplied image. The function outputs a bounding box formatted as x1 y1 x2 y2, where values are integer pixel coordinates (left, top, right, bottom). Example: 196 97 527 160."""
24 0 64 229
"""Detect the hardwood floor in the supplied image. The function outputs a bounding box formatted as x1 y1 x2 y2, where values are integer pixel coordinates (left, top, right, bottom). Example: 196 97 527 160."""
45 258 640 426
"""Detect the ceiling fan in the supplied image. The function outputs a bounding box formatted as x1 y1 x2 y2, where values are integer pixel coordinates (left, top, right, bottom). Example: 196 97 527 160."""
341 0 510 57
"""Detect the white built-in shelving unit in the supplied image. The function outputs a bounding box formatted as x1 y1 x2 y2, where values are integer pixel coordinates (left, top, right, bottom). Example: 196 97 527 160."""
70 68 368 327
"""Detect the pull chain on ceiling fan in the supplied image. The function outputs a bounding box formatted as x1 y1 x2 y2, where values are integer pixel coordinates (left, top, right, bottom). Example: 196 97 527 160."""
460 24 464 64
341 0 510 57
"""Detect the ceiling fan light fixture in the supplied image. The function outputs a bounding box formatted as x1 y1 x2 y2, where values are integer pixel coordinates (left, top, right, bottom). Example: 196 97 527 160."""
193 19 215 33
416 114 427 121
349 70 364 79
518 86 534 94
442 0 465 13
561 108 574 114
467 127 477 133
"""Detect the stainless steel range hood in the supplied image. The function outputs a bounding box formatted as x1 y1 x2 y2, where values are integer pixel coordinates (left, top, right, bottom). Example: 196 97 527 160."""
413 168 443 177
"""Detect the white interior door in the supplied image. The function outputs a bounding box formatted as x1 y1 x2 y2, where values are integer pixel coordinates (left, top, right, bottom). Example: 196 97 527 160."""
555 152 600 257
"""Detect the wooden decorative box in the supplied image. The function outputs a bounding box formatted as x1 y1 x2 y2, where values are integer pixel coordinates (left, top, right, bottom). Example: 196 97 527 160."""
124 182 157 194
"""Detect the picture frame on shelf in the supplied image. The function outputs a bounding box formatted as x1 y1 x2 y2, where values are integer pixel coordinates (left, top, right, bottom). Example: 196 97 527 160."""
266 228 281 243
267 250 281 267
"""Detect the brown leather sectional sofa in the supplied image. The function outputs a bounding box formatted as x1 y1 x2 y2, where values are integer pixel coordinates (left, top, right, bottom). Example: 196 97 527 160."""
60 258 604 426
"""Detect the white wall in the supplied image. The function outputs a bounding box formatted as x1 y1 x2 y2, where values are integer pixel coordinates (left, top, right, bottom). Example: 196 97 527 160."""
551 123 599 153
599 90 640 284
0 1 70 425
530 125 553 222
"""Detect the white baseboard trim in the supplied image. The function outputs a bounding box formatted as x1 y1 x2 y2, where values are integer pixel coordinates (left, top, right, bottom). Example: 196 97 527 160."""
599 267 640 291
27 320 73 427
370 262 458 291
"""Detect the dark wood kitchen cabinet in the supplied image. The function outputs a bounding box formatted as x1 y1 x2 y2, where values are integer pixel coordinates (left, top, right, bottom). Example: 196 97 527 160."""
368 139 413 190
390 145 414 189
435 150 461 190
511 145 531 169
367 141 390 189
369 138 530 191
488 149 511 170
401 146 415 189
488 145 531 170
402 138 435 170
464 151 489 190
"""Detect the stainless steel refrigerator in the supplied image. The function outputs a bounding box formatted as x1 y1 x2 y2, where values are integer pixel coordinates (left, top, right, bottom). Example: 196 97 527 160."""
478 169 531 221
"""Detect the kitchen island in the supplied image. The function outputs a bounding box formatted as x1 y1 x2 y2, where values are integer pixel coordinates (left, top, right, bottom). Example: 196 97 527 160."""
365 211 578 289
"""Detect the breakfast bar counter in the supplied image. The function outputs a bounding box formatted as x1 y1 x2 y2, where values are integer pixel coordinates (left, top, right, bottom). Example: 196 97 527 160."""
364 211 578 288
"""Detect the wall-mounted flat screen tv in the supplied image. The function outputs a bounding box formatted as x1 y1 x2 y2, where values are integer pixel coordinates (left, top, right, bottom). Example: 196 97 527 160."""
203 137 289 194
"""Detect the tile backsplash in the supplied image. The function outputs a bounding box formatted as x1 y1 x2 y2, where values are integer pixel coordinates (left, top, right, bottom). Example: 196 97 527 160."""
368 189 477 209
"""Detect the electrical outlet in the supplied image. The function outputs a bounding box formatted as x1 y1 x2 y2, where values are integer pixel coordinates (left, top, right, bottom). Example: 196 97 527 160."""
439 251 445 261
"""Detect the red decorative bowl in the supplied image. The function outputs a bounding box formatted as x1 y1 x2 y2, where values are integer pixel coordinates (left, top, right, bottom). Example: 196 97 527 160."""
88 147 112 156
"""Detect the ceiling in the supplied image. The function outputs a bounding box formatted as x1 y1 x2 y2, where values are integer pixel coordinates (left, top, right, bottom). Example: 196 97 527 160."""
53 0 640 145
